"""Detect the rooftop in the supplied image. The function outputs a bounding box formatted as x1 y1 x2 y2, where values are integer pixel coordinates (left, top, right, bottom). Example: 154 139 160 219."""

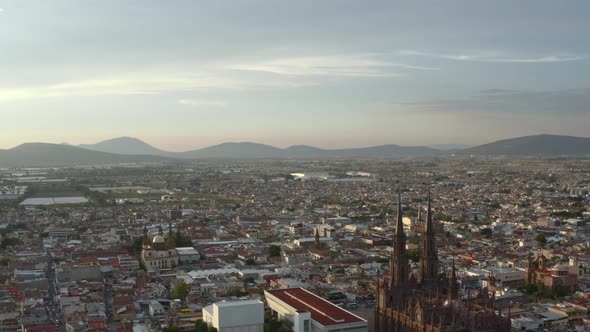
266 288 366 327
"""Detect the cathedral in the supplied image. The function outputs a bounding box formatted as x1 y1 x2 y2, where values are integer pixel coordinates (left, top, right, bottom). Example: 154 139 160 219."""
374 194 511 332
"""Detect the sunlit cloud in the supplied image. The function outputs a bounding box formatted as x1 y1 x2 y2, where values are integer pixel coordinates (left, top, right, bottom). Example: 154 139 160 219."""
177 99 227 108
225 54 435 77
400 50 584 63
0 69 313 102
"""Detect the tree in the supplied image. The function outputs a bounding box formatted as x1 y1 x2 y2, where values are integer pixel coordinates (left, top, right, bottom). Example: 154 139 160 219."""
1 237 23 249
408 249 421 263
268 245 281 257
480 228 492 238
245 258 256 266
535 234 547 246
166 235 177 249
195 319 208 332
172 281 189 300
207 327 218 332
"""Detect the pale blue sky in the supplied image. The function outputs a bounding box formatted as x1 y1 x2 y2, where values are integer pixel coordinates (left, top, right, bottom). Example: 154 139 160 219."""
1 1 589 150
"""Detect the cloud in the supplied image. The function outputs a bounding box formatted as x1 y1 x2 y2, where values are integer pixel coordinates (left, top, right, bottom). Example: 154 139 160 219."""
389 88 590 115
400 50 584 63
0 69 313 102
225 54 435 77
0 52 427 102
177 99 227 108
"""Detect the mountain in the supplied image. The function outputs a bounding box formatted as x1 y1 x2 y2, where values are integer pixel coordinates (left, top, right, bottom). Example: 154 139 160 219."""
180 142 284 159
0 143 172 167
429 144 474 151
79 137 168 156
461 134 590 156
180 142 441 159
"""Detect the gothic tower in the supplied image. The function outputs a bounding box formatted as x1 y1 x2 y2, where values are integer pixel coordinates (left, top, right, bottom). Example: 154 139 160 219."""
420 191 439 287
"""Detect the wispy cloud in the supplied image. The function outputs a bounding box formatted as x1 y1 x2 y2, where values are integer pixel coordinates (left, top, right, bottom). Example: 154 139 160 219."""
0 68 313 102
0 53 426 102
388 88 590 115
225 54 435 77
400 50 584 63
177 99 227 108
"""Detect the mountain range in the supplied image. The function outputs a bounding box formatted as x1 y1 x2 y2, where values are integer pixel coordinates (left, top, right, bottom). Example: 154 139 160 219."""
0 134 589 167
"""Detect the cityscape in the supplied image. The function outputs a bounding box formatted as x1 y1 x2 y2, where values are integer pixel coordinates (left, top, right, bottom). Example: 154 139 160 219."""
2 1 590 332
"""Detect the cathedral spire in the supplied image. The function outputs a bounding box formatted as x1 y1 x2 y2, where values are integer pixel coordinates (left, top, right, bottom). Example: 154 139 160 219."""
390 193 409 289
420 189 439 286
417 205 422 222
449 253 458 303
425 187 433 234
396 192 404 236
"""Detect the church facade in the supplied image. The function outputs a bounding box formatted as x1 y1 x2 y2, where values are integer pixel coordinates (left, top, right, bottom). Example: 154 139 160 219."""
141 226 179 271
374 194 511 332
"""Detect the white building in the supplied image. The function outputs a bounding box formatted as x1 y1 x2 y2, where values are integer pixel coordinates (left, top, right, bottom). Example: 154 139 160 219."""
176 247 200 264
202 300 264 332
265 288 368 332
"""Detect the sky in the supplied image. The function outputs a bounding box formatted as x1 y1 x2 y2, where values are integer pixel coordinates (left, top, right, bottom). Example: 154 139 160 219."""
1 0 589 151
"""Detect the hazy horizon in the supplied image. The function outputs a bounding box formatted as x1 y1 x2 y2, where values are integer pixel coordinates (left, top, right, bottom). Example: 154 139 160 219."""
2 1 589 150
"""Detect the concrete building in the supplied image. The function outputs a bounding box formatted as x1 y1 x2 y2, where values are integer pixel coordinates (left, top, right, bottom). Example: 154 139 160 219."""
202 300 264 332
176 247 200 264
265 288 368 332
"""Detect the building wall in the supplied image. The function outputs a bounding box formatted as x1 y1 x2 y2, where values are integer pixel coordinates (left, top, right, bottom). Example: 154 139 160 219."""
203 301 264 332
264 291 367 332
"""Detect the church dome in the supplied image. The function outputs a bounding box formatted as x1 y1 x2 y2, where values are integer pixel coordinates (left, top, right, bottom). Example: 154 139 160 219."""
153 235 165 244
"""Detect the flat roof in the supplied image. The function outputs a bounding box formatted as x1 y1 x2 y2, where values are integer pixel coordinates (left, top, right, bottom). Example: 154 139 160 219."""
267 288 366 327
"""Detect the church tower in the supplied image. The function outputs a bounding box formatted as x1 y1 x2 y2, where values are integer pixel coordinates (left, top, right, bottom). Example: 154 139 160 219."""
420 191 439 287
389 193 409 292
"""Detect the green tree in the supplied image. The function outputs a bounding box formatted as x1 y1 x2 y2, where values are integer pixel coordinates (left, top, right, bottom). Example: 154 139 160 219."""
1 237 23 249
408 249 421 263
166 235 177 249
195 319 208 332
480 228 492 238
207 327 218 332
172 281 189 300
268 245 281 257
535 234 547 246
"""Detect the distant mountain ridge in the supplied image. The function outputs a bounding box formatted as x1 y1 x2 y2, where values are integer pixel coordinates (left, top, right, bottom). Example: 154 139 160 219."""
79 137 169 156
460 134 590 155
0 143 170 167
79 137 442 159
3 134 590 167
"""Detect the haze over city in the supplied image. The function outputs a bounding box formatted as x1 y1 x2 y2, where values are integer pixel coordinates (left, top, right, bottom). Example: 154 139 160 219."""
0 1 590 151
1 0 590 150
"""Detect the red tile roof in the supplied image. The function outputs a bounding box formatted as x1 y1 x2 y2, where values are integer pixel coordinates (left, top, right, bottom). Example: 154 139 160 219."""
267 288 366 327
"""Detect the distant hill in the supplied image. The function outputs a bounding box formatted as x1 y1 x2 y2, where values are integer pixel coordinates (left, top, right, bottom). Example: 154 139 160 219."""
178 142 441 159
75 137 444 159
429 144 474 151
79 137 168 156
0 143 172 167
461 134 590 155
180 142 284 159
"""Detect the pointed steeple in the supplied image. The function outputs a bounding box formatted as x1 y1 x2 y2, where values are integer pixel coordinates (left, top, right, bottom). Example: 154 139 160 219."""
396 192 404 236
142 226 149 246
449 253 457 303
417 205 422 222
420 189 439 287
390 193 409 289
425 187 433 234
